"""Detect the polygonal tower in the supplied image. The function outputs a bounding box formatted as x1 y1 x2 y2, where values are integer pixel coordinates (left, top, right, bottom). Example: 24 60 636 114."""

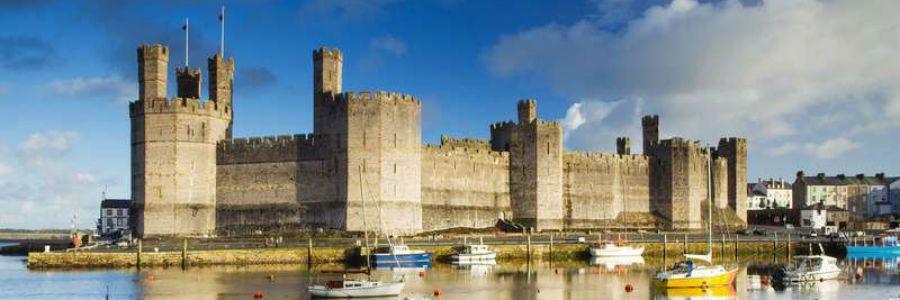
509 99 564 231
642 115 659 155
717 137 748 222
130 44 233 237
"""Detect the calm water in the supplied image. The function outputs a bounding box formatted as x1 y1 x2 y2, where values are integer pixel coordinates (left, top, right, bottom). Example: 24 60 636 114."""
2 244 900 299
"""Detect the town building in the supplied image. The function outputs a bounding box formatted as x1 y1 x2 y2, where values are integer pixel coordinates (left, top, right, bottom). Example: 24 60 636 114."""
792 172 892 229
749 178 792 209
129 43 748 237
99 199 131 235
799 202 849 230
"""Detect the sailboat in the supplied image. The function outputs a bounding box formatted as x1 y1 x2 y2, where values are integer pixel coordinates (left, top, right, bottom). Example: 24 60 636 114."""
307 166 406 298
772 243 841 283
655 147 738 289
590 192 644 257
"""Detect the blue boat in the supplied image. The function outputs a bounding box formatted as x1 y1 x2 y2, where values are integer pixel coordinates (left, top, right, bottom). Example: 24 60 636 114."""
847 236 900 254
370 245 432 266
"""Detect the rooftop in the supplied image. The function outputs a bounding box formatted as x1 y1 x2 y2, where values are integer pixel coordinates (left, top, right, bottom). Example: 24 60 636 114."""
101 199 131 209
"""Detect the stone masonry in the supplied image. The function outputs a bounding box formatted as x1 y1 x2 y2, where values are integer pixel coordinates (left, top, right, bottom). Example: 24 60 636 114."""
131 44 748 236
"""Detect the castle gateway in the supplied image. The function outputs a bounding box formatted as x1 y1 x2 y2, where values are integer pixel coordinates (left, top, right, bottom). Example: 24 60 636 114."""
130 44 747 237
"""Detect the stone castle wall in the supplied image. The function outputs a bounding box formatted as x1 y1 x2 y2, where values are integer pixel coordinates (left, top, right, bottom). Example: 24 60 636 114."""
131 44 748 237
131 44 232 237
562 152 650 228
421 138 511 231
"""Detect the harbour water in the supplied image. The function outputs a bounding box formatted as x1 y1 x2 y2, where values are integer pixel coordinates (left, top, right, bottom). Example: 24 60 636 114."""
4 241 900 300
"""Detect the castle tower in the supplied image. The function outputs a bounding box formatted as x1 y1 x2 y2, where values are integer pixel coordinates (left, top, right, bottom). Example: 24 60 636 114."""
208 54 234 139
517 99 537 123
131 44 232 237
616 137 631 155
717 138 748 222
642 115 659 155
176 67 202 99
138 44 169 101
509 99 564 231
652 138 706 229
313 48 343 134
711 156 730 209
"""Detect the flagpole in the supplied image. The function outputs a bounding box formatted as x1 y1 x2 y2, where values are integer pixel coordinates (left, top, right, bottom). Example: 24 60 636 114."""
184 18 189 67
220 6 225 57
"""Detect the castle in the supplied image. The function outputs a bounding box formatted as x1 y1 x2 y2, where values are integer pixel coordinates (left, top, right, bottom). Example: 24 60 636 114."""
130 44 747 237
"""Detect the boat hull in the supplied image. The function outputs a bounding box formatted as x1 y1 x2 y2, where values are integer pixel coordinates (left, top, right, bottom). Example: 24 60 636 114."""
371 253 432 264
451 252 497 262
590 246 645 257
658 268 738 289
847 246 900 255
308 282 404 298
781 270 841 282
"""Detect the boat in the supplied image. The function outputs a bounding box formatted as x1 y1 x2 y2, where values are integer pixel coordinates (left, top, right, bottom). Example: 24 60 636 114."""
655 147 738 289
772 244 841 283
371 245 432 267
308 279 404 298
590 240 645 257
847 235 900 255
308 166 406 298
451 244 497 262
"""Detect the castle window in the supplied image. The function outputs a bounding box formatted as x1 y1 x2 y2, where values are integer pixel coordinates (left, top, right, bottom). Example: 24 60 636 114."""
393 163 397 174
547 143 550 155
363 132 367 147
394 133 397 148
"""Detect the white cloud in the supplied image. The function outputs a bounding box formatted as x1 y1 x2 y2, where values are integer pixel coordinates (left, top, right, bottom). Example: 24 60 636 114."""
48 76 135 103
811 137 860 159
486 0 900 157
0 162 12 177
0 130 113 229
768 137 860 159
370 35 407 56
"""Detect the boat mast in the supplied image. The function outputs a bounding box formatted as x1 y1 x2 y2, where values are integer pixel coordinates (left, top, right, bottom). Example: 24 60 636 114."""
358 165 371 278
706 146 713 261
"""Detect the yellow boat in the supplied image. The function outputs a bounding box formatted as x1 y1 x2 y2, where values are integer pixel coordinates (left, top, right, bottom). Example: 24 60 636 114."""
655 261 738 288
656 149 739 290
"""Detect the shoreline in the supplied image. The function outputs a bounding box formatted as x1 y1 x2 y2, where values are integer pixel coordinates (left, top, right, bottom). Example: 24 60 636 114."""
27 240 835 269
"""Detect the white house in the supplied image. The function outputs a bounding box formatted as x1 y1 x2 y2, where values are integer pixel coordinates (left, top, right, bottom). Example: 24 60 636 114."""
99 199 130 235
748 178 793 209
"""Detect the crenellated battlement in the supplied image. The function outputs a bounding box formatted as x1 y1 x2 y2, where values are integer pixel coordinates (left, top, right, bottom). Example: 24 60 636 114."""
217 133 336 164
129 98 230 119
313 47 343 61
490 120 516 131
439 135 491 151
335 91 422 106
564 151 649 162
423 143 509 159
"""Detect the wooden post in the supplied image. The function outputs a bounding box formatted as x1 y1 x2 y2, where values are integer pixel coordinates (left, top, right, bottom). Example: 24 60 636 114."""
734 234 739 259
526 233 532 261
773 232 778 261
307 237 313 267
549 233 554 261
663 234 668 265
136 239 142 269
181 239 188 269
683 234 688 255
787 233 791 258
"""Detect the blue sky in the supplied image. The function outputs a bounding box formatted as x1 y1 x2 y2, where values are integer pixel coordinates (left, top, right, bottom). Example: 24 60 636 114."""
0 0 898 229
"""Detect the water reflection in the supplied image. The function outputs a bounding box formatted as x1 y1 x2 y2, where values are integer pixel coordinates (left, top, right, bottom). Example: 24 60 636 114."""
5 255 900 299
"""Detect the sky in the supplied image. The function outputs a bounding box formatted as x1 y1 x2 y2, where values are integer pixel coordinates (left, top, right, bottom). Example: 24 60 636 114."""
0 0 898 229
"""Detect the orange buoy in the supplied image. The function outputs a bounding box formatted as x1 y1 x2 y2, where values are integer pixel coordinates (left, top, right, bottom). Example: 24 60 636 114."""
418 270 427 277
433 288 442 297
760 276 769 285
625 284 634 292
253 290 264 298
146 274 155 281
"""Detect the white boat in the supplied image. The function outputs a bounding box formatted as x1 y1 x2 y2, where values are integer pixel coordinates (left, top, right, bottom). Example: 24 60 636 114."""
774 250 841 283
590 242 645 257
451 244 497 262
308 279 404 298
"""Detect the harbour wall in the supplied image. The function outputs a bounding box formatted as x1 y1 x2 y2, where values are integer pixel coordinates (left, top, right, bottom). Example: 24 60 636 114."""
27 240 821 269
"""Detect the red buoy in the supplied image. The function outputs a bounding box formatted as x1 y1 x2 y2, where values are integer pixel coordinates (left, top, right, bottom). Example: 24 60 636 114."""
433 288 442 297
418 270 427 277
253 291 263 298
625 284 634 292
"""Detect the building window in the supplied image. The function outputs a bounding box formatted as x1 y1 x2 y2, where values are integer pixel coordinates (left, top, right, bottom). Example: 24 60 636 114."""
106 209 112 216
117 209 123 217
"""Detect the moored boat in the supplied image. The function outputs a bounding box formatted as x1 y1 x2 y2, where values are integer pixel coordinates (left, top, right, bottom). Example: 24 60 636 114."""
371 245 432 267
772 245 841 283
451 244 497 262
308 279 404 298
590 242 645 257
656 260 739 289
